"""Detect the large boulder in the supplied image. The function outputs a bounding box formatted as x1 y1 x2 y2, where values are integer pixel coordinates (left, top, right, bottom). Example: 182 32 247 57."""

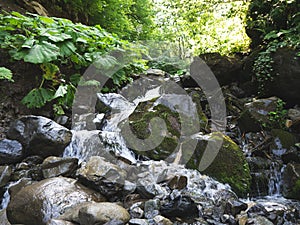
78 202 130 225
282 163 300 200
182 132 251 197
6 177 105 225
263 48 300 106
0 139 23 165
7 116 72 158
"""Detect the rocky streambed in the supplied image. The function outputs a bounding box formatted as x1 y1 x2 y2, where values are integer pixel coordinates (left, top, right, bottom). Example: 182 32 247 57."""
0 69 300 225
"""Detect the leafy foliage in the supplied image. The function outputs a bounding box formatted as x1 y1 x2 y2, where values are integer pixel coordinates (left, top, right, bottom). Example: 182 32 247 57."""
0 67 14 82
152 0 250 55
249 0 300 93
35 0 156 40
0 12 146 114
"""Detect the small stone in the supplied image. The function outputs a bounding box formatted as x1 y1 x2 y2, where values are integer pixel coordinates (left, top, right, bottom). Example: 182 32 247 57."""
129 202 144 219
153 215 172 225
129 218 149 225
46 219 76 225
224 200 248 216
41 156 78 178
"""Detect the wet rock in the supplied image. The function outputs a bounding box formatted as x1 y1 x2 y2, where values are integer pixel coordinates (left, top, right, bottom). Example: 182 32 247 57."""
282 148 300 164
224 200 248 216
77 156 126 199
6 177 105 225
46 219 76 225
270 129 297 156
183 132 251 197
129 218 149 225
0 139 23 165
64 130 135 164
153 215 172 225
78 202 130 225
248 216 274 225
166 175 187 190
7 116 72 158
282 163 300 200
41 156 78 178
241 97 278 129
0 166 12 188
160 196 199 220
144 199 160 219
129 202 144 218
146 69 166 77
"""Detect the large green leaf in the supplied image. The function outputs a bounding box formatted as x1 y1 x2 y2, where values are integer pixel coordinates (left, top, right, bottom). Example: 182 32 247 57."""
24 41 60 64
22 88 55 108
58 41 77 57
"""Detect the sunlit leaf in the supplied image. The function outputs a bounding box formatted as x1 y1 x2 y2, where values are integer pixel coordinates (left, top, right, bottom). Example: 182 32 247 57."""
0 67 14 82
24 41 60 64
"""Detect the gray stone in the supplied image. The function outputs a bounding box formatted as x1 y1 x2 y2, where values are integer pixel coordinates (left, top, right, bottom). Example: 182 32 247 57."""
41 156 78 178
153 215 172 225
0 209 11 225
0 139 23 165
78 202 130 225
7 116 72 158
282 163 300 200
129 218 149 225
77 156 127 198
6 177 105 225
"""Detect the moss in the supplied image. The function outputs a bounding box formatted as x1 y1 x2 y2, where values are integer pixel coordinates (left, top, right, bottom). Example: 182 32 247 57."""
271 129 297 150
185 132 251 197
288 179 300 200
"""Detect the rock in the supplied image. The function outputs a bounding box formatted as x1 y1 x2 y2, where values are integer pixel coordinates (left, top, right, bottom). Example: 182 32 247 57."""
58 202 92 223
288 108 300 132
263 48 300 106
153 215 172 225
0 166 12 188
46 219 76 225
129 202 144 219
77 156 127 199
129 218 149 225
146 69 166 77
160 196 199 220
64 130 136 164
0 209 10 225
183 132 251 197
7 116 72 158
0 139 23 165
124 93 206 162
270 129 297 156
224 200 248 216
144 199 160 219
248 216 274 225
243 97 278 125
6 177 105 225
282 163 300 200
41 156 78 178
198 52 243 86
78 202 130 225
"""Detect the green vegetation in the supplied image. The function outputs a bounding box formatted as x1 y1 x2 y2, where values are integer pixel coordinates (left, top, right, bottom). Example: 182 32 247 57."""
36 0 156 40
0 67 14 82
153 0 250 55
267 99 288 130
0 12 145 114
248 0 300 93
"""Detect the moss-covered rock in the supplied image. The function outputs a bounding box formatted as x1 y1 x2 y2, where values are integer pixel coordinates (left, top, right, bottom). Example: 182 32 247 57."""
183 132 251 197
124 95 208 161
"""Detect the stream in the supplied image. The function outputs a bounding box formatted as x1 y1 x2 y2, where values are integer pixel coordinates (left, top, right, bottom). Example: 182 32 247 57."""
0 73 300 224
